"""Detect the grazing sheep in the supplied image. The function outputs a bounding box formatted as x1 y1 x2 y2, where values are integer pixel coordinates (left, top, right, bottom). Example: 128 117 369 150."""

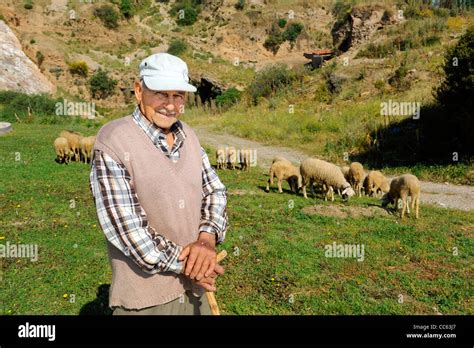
364 170 390 197
60 130 83 162
337 166 350 195
79 135 96 164
216 147 226 170
227 146 237 170
340 166 350 181
300 158 355 201
265 157 301 194
53 137 71 164
348 162 365 197
239 148 251 171
381 174 420 219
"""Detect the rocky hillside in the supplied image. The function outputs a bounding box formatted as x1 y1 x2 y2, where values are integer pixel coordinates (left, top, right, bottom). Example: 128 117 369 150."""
0 0 414 108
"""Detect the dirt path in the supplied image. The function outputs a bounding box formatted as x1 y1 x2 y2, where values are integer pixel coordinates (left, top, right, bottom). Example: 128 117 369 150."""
194 126 474 212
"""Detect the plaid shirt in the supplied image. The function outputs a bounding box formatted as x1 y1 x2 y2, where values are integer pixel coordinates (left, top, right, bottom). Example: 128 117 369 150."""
89 107 228 274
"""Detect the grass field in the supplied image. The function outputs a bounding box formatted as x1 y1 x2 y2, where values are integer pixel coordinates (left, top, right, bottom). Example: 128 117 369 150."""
0 122 473 315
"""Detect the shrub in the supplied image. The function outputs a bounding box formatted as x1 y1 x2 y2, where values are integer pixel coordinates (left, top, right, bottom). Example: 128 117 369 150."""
170 1 200 26
332 1 351 23
356 42 395 58
94 5 119 29
215 87 241 108
235 0 245 11
167 39 188 56
263 23 284 55
388 62 410 91
24 0 33 10
36 51 44 67
0 92 60 122
120 0 134 19
248 64 300 104
324 72 345 95
89 69 117 99
277 18 287 28
282 22 304 47
68 61 89 77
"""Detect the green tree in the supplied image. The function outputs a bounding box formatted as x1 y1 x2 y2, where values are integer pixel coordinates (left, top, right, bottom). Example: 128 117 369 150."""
120 0 134 19
89 69 117 99
94 5 119 29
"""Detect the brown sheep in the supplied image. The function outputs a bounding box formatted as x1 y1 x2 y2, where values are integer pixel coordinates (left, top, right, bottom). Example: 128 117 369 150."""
79 135 96 164
265 157 301 194
363 170 390 197
381 174 420 219
60 130 83 162
53 137 71 164
348 162 365 197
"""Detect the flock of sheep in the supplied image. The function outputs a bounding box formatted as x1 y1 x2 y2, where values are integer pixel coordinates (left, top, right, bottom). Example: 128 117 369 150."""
53 130 96 164
214 151 421 219
216 146 252 171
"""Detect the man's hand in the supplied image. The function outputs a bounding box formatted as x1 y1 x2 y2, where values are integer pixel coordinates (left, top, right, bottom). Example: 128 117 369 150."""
192 264 225 292
179 232 219 280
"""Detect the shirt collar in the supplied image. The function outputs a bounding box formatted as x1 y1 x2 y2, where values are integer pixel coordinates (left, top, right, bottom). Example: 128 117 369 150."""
131 106 186 146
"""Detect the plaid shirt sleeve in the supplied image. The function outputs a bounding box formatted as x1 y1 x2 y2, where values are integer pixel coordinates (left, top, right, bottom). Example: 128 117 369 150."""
199 147 228 244
89 149 184 274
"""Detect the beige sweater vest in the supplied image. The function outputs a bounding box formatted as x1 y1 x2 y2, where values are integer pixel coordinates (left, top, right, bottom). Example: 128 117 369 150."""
93 115 203 309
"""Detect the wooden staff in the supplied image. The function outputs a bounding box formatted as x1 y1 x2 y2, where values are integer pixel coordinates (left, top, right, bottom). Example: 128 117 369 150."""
206 250 227 315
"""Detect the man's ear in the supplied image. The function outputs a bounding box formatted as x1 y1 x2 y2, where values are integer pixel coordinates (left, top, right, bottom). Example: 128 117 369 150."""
134 80 142 104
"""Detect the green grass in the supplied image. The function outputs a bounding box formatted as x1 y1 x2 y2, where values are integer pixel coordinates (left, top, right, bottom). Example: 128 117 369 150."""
0 123 473 314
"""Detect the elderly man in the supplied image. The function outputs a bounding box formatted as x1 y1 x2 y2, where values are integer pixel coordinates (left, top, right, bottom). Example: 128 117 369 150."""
89 53 228 315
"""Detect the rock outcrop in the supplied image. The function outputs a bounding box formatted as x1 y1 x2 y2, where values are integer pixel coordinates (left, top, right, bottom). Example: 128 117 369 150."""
0 20 54 94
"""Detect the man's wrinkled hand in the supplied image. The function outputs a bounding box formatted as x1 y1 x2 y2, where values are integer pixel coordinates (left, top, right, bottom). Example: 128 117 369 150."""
179 233 219 280
192 264 225 292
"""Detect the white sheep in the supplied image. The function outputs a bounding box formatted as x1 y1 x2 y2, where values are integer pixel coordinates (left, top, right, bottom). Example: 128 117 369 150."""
60 130 83 162
300 158 355 201
265 157 301 194
216 147 226 170
348 162 365 197
381 174 420 219
227 146 237 170
363 170 390 197
238 148 251 171
53 137 71 164
79 135 96 164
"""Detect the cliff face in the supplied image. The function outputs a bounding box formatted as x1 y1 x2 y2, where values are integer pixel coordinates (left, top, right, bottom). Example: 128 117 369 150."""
0 20 54 95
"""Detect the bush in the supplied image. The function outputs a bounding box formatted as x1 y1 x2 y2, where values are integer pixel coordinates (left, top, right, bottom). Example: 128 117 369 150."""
68 61 89 77
89 69 117 99
24 0 33 10
332 1 351 23
282 22 304 47
247 64 300 104
235 0 245 11
388 62 411 91
263 23 284 55
36 51 44 67
215 87 241 108
355 42 395 58
120 0 134 19
94 5 119 29
324 72 345 95
170 1 201 26
167 39 188 56
0 91 60 122
277 18 287 28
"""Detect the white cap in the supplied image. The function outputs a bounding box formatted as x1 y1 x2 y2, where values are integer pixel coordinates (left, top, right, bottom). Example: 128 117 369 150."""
139 53 197 92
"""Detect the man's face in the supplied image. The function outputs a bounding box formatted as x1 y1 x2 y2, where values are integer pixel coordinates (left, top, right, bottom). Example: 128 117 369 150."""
134 80 186 132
